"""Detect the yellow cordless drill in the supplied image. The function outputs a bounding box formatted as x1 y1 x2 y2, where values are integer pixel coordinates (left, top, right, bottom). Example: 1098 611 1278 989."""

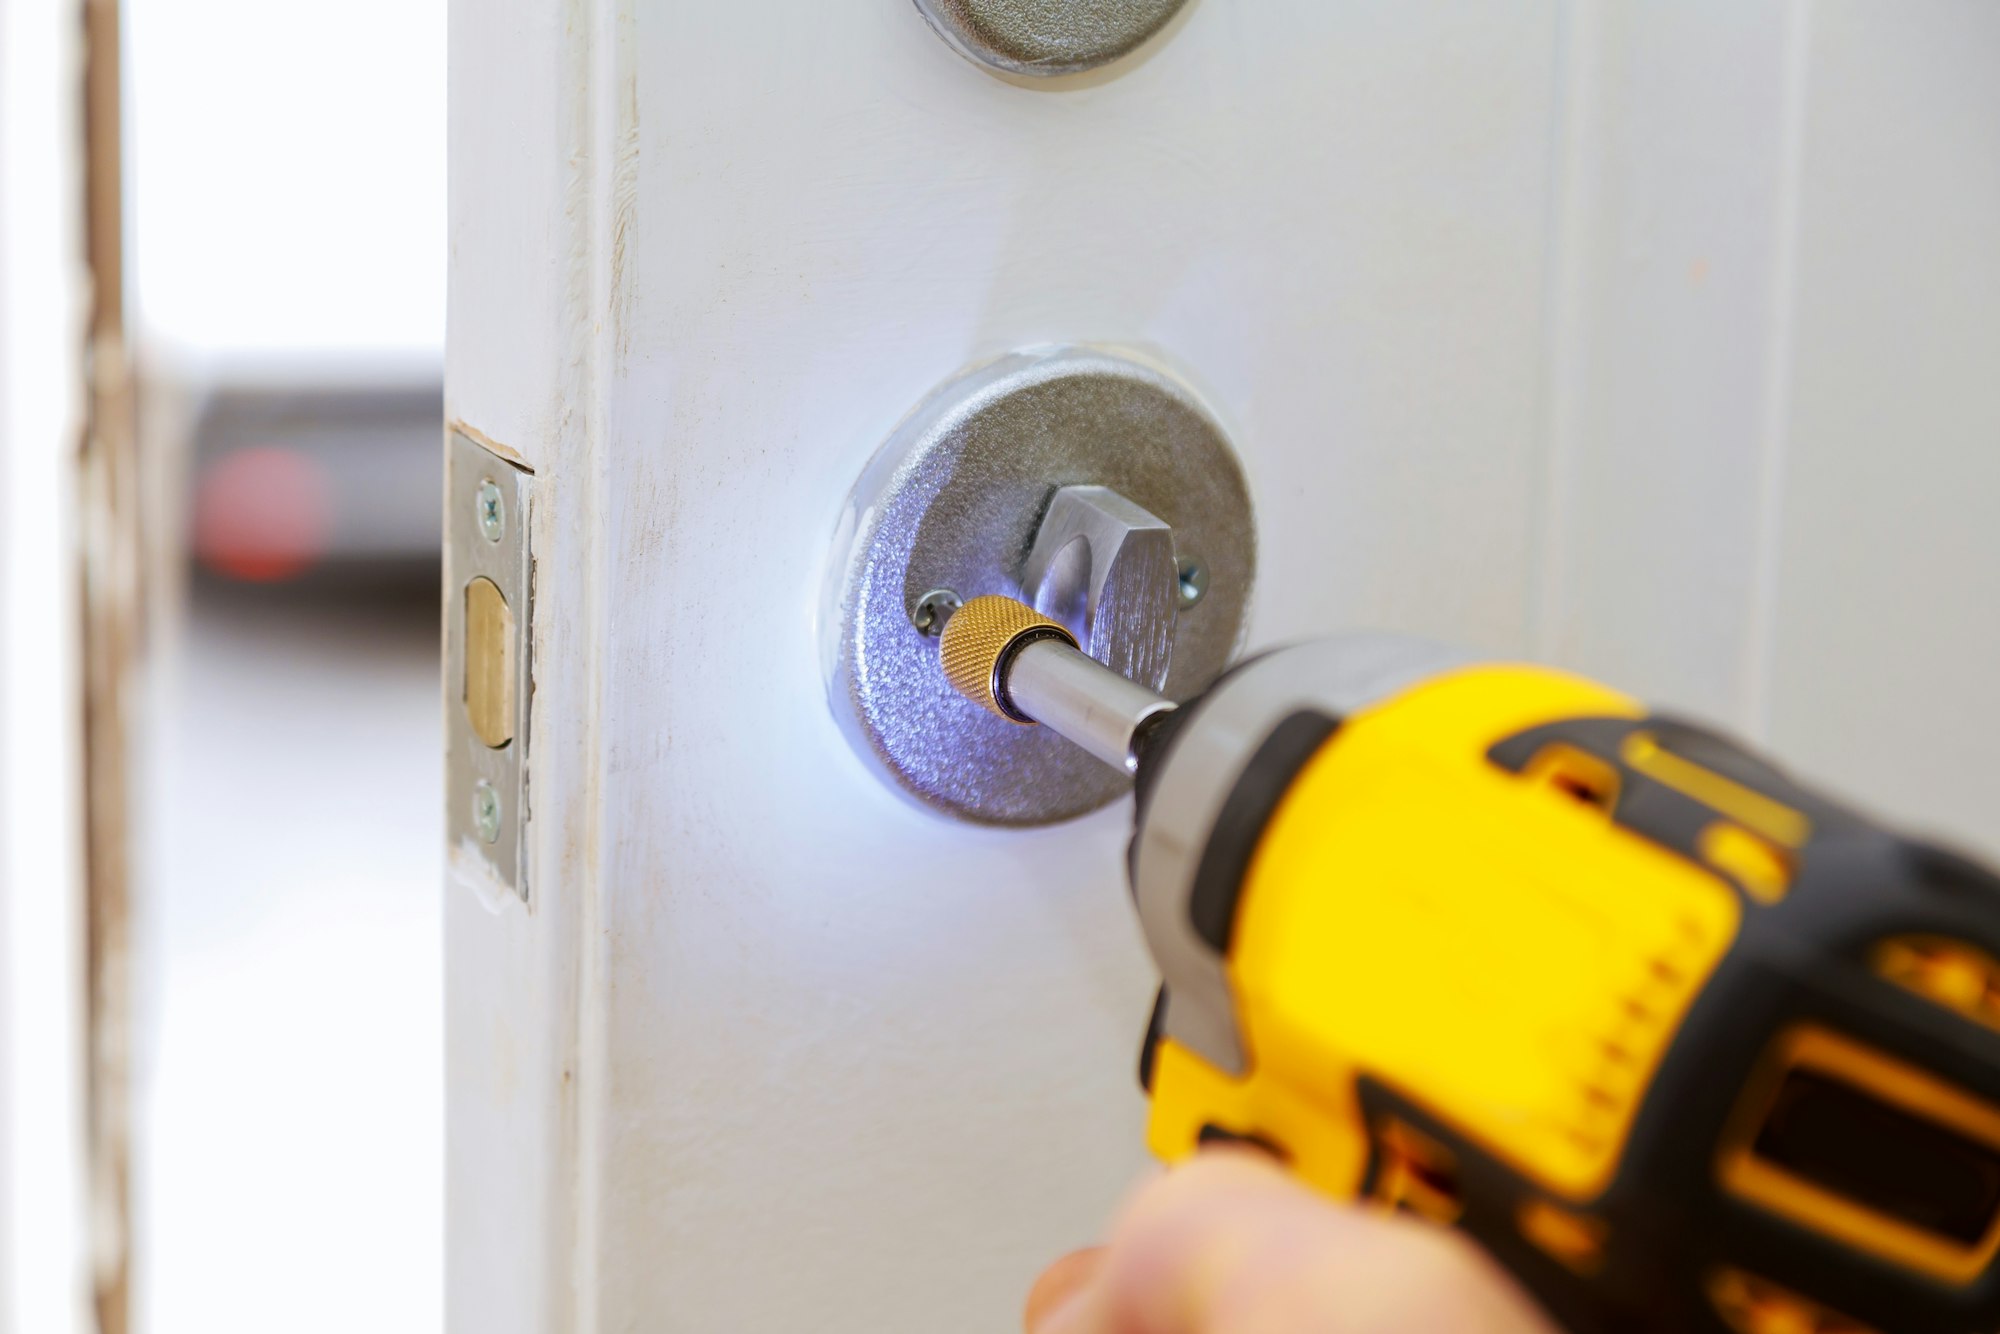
937 595 2000 1334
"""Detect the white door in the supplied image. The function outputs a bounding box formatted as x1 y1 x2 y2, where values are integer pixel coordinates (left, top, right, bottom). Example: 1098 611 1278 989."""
443 3 2000 1329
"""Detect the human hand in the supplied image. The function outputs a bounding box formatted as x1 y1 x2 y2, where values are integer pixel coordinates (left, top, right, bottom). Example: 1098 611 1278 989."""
1025 1149 1560 1333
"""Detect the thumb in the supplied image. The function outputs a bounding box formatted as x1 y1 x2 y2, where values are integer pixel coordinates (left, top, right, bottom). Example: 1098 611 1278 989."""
1029 1150 1558 1334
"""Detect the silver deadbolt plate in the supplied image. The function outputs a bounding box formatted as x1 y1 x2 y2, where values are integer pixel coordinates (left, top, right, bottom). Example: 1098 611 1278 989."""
914 0 1191 78
823 345 1255 825
447 429 534 900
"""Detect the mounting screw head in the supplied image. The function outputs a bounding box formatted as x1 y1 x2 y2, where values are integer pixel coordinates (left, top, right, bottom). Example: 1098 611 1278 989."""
1176 557 1208 609
472 780 502 844
910 588 963 637
476 479 506 544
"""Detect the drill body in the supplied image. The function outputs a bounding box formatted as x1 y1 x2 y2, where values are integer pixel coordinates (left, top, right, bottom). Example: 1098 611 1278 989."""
934 599 2000 1333
1127 636 2000 1334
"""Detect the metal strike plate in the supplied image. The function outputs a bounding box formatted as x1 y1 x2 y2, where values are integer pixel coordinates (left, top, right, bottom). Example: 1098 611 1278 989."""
446 429 534 900
823 345 1255 826
914 0 1191 78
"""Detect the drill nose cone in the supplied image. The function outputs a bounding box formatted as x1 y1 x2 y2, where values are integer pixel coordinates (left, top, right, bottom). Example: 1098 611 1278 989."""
937 595 1076 721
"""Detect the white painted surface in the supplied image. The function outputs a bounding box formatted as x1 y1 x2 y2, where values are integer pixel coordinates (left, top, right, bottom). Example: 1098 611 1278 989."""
0 0 89 1329
1536 0 1809 725
444 2 596 1328
1761 0 2000 848
445 2 2000 1330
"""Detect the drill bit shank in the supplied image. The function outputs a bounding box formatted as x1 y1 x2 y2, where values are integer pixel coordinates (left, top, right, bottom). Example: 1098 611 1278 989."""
938 595 1176 773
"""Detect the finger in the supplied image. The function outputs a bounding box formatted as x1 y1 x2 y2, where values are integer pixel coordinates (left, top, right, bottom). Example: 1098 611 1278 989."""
1024 1246 1107 1332
1089 1150 1559 1334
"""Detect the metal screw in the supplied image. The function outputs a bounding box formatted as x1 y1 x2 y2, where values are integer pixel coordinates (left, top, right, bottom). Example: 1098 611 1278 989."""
476 479 506 544
472 780 502 843
1176 557 1208 609
910 588 963 637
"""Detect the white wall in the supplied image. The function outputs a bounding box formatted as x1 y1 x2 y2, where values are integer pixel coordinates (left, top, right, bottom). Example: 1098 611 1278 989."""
1541 0 2000 856
0 0 90 1329
1761 0 2000 845
444 3 2000 1330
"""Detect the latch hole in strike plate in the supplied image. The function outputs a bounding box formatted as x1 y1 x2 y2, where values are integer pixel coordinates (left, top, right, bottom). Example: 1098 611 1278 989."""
464 576 516 749
447 429 534 901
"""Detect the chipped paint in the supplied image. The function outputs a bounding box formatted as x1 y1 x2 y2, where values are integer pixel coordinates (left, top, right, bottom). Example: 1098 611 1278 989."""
451 418 536 472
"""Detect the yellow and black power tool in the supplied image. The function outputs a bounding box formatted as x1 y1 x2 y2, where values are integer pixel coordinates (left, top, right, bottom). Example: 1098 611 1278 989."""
938 594 2000 1334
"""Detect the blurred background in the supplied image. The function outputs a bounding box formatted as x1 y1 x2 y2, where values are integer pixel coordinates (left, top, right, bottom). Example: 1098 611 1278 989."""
126 0 445 1329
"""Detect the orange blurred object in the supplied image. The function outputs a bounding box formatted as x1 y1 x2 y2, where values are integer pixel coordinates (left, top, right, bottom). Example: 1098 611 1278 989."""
192 446 334 582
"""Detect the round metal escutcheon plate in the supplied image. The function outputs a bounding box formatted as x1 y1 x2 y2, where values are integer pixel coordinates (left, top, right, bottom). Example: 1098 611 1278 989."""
823 345 1255 825
913 0 1191 79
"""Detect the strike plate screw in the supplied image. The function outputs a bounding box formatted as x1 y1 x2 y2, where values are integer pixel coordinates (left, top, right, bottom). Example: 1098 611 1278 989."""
911 588 963 637
476 479 506 543
1176 557 1208 608
472 780 502 843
